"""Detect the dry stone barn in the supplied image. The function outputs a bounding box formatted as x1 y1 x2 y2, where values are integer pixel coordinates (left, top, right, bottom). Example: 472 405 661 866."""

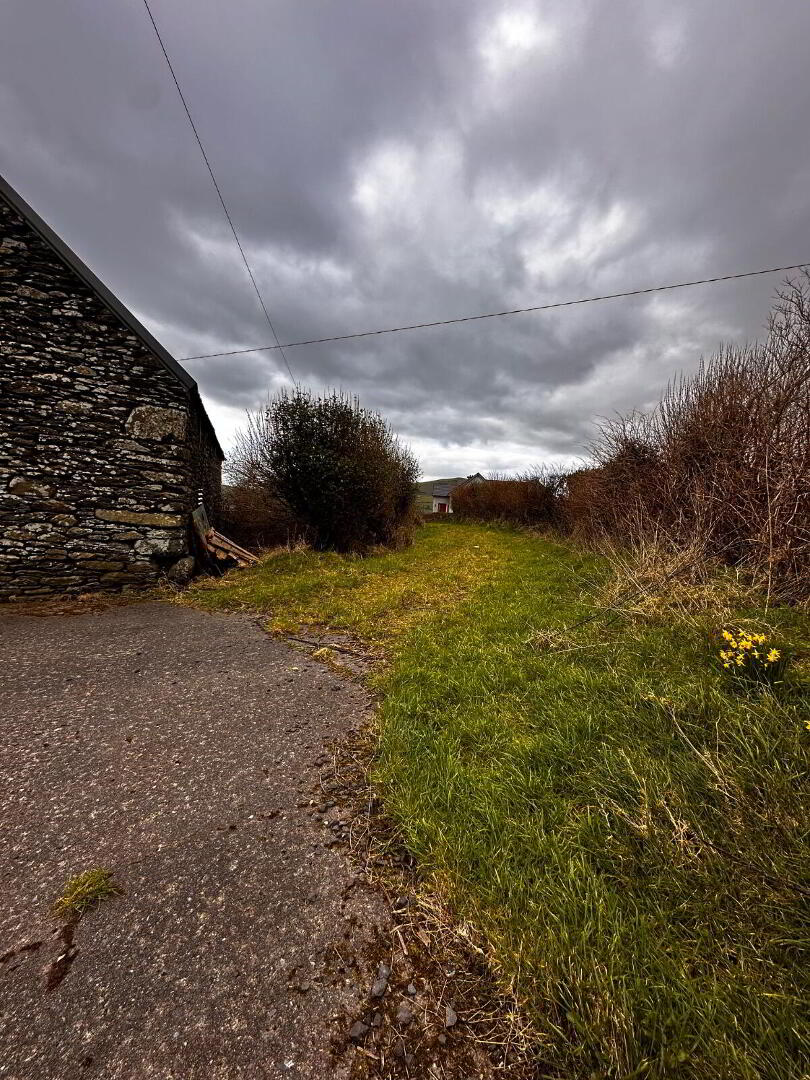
0 173 224 601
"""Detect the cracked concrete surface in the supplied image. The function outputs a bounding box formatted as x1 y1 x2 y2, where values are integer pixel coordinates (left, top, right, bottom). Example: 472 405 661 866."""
0 602 390 1079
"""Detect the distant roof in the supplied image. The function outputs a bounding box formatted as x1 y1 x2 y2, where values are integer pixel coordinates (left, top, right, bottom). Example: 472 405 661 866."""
0 172 224 461
416 476 464 496
415 473 487 498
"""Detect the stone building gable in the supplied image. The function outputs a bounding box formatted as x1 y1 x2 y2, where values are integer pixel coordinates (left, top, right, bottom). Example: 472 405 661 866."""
0 183 222 600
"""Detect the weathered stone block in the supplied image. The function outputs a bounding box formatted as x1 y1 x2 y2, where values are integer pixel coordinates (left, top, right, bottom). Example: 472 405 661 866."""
141 470 185 484
38 500 73 513
134 533 187 557
8 380 46 396
95 509 184 528
125 405 187 442
8 477 55 498
100 570 156 584
166 555 195 584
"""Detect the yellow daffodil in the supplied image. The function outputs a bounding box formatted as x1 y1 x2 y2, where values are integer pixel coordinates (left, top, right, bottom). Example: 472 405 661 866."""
754 634 766 644
735 655 745 666
766 649 780 663
722 630 733 641
740 639 753 650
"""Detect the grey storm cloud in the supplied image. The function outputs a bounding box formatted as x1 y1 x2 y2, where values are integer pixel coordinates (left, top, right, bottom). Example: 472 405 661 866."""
2 0 810 476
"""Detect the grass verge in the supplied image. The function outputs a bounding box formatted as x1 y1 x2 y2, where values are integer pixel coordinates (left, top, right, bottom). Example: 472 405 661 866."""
184 523 809 1078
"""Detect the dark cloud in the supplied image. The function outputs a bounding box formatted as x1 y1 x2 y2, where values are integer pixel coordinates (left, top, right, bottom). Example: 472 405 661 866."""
2 0 809 475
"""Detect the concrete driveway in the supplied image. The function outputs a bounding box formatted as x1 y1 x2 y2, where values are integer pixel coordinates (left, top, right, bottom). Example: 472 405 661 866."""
0 602 390 1080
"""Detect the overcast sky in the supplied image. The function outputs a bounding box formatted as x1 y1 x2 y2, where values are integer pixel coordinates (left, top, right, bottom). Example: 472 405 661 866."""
2 1 809 477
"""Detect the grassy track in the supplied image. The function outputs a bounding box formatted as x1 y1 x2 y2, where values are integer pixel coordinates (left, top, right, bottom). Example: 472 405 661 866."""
185 523 809 1078
183 522 516 646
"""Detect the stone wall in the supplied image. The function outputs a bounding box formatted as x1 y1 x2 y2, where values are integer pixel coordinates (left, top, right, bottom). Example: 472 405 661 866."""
0 196 222 600
188 401 223 525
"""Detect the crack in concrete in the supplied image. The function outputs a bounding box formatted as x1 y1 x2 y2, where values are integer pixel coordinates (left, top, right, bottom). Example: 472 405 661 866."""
42 917 79 992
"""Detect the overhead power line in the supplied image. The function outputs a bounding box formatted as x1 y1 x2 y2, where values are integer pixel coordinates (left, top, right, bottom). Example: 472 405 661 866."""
180 260 808 363
141 0 295 383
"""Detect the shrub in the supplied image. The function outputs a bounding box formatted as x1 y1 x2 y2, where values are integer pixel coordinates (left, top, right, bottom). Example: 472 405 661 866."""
565 274 810 600
219 483 302 552
452 470 565 527
229 389 419 553
561 433 661 541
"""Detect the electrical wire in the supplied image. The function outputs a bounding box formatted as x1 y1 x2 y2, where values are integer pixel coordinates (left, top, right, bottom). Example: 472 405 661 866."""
179 260 808 362
141 0 296 383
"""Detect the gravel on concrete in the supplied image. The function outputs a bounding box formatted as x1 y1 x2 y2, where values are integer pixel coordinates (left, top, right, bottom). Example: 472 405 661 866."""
0 602 391 1080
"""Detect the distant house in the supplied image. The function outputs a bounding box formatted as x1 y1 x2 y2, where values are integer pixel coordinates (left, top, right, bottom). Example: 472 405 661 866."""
0 173 224 601
415 473 486 514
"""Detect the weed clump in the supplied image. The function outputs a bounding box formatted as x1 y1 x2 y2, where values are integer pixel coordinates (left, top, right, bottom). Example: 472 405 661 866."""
54 868 121 918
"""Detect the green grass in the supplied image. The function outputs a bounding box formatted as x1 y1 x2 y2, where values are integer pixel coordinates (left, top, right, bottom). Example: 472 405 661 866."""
54 868 121 918
183 522 513 648
185 523 810 1078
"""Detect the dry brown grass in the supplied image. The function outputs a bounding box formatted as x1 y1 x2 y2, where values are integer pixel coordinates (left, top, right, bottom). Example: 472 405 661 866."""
219 482 304 552
595 535 767 626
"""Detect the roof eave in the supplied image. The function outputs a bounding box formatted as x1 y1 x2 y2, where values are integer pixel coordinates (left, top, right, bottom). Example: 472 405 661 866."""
0 172 225 461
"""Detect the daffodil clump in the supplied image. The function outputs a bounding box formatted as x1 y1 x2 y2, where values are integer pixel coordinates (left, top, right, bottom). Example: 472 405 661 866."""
717 627 788 687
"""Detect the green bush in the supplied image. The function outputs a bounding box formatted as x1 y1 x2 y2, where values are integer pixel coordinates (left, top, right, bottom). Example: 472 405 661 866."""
230 389 419 553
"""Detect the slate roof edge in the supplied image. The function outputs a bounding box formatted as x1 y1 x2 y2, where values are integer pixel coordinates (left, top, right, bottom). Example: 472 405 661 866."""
0 172 225 461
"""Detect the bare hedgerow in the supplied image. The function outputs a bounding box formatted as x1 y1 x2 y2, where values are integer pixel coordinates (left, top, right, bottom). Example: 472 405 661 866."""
219 482 303 553
565 274 810 601
452 469 565 527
